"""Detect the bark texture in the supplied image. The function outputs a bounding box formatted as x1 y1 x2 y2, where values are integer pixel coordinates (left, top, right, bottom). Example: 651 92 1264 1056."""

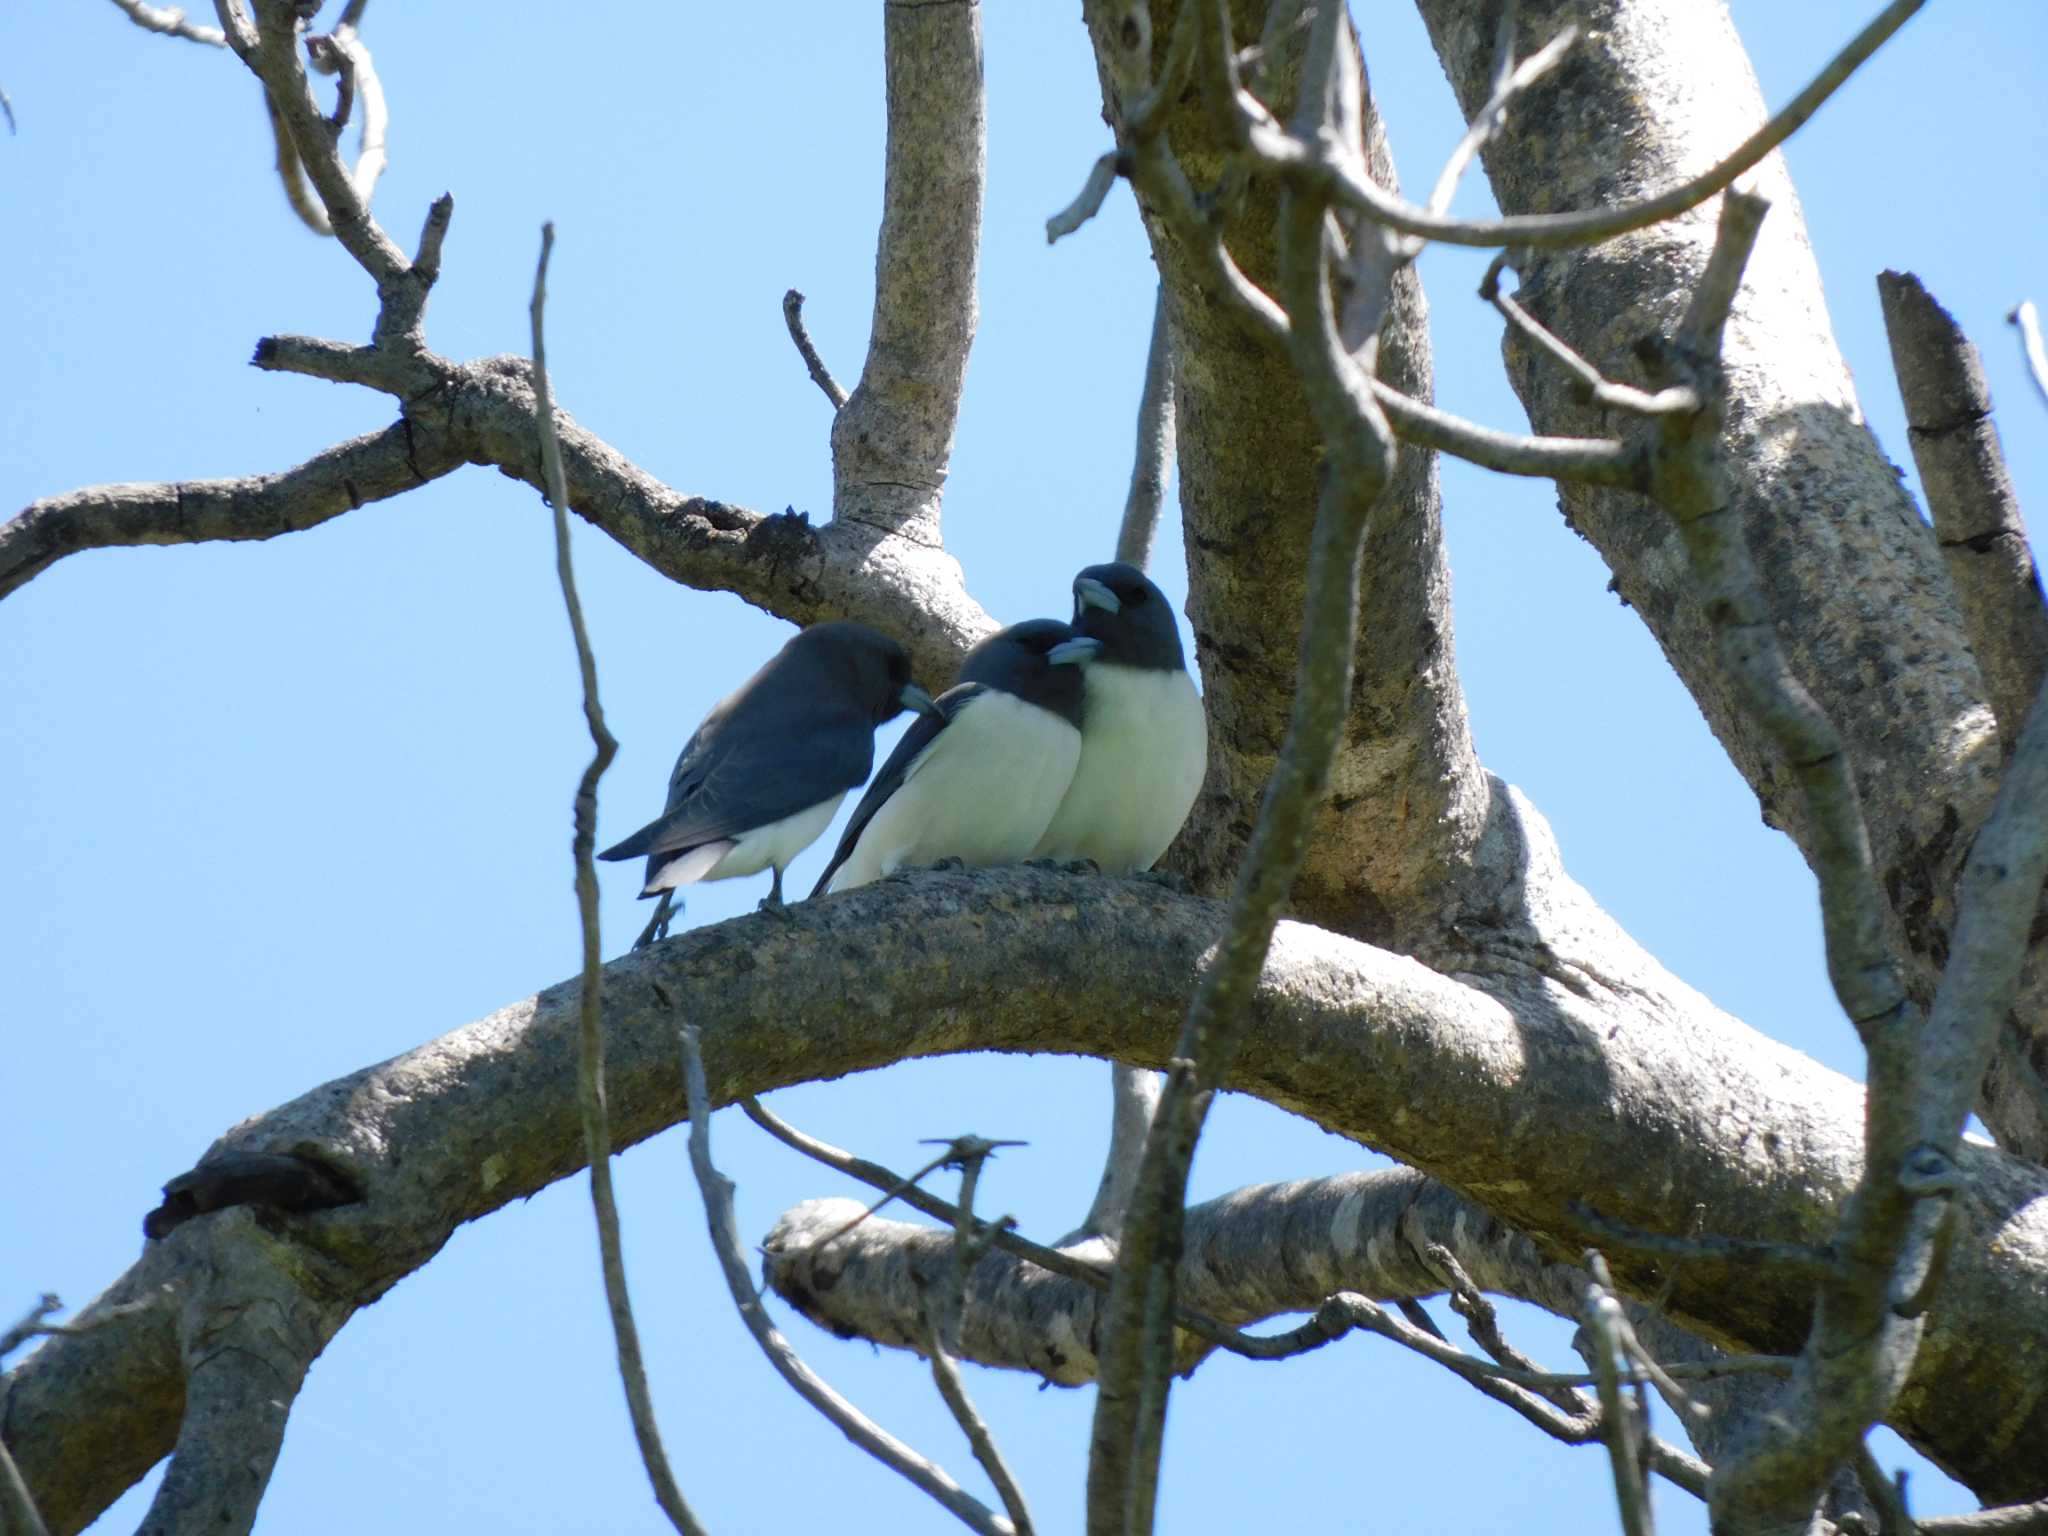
1413 0 2009 1106
1878 269 2048 757
9 863 2048 1527
1086 0 1490 949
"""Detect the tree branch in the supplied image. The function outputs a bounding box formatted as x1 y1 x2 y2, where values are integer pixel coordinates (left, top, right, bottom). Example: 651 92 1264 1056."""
782 289 849 411
1089 12 1402 1526
10 868 2048 1530
1413 0 2011 1149
533 224 704 1536
678 1030 1011 1536
1114 286 1176 570
0 422 461 599
2010 301 2048 412
108 0 226 47
1252 0 1923 252
1879 271 2048 755
829 0 985 545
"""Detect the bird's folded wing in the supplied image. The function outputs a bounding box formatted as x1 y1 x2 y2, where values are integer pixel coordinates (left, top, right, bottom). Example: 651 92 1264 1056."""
808 684 980 896
599 705 873 862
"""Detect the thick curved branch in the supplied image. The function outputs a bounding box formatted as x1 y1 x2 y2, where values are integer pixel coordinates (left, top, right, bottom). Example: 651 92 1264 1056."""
9 866 2048 1531
829 0 985 545
0 422 462 599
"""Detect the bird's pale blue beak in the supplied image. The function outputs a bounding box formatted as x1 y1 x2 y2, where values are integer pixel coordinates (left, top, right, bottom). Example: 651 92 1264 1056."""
899 682 944 720
1073 577 1120 615
1047 635 1103 667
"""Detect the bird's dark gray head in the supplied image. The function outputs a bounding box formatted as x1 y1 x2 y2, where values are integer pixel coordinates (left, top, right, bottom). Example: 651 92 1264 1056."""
1070 562 1187 672
790 620 940 724
959 618 1098 727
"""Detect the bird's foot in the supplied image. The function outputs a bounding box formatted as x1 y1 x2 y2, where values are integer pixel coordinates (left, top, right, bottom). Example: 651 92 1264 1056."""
1062 857 1102 877
927 856 968 873
757 892 798 923
632 893 679 951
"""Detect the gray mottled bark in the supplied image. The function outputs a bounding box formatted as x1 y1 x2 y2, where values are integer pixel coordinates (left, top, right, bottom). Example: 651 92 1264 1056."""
1085 0 1490 948
1878 270 2048 757
830 0 985 549
766 1168 1584 1384
9 860 2048 1528
1413 0 2013 1117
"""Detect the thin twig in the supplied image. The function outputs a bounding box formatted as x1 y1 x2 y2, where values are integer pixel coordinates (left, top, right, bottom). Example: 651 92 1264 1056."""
1424 1244 1589 1419
0 1296 63 1363
534 223 705 1536
1571 1202 1839 1279
1089 8 1398 1529
1923 1496 2048 1535
1408 16 1578 249
1244 0 1925 251
0 1435 51 1536
679 1029 1015 1536
2011 301 2048 412
0 85 17 135
0 1292 168 1361
1115 287 1176 570
306 16 388 207
783 289 849 410
1307 1293 1710 1499
264 86 333 235
234 0 410 282
1585 1258 1657 1536
1481 255 1698 416
925 1142 1036 1536
810 1144 981 1250
1046 151 1122 244
107 0 226 46
1859 1445 1920 1536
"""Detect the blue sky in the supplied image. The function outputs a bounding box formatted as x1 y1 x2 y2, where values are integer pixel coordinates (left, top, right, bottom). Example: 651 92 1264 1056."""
3 2 2044 1531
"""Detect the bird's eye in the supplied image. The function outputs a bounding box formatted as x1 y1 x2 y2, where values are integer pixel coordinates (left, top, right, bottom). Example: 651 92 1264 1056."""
1124 585 1147 604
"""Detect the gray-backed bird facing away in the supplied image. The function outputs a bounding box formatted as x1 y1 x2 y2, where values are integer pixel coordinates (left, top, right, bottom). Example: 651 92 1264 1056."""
599 621 939 933
812 619 1100 896
1032 562 1206 874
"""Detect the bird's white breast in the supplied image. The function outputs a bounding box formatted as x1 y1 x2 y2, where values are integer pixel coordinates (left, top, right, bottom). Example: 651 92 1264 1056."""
1032 663 1206 874
827 691 1083 893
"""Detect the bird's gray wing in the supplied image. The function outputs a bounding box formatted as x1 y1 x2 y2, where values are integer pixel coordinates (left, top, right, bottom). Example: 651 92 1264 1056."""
808 684 981 897
598 701 874 863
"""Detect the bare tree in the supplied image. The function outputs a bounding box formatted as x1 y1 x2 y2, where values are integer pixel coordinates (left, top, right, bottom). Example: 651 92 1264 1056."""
4 3 2047 1535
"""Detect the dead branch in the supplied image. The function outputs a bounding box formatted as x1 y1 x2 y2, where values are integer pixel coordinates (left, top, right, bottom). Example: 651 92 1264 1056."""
679 1028 1012 1536
534 224 704 1536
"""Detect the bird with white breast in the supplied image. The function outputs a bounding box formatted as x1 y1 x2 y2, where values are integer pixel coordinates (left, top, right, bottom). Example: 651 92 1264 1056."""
599 621 940 937
1032 562 1207 876
814 619 1101 896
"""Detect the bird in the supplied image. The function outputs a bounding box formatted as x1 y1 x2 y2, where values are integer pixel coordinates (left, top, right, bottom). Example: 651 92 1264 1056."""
1031 562 1207 876
811 619 1101 896
1028 563 1206 1249
598 621 939 938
